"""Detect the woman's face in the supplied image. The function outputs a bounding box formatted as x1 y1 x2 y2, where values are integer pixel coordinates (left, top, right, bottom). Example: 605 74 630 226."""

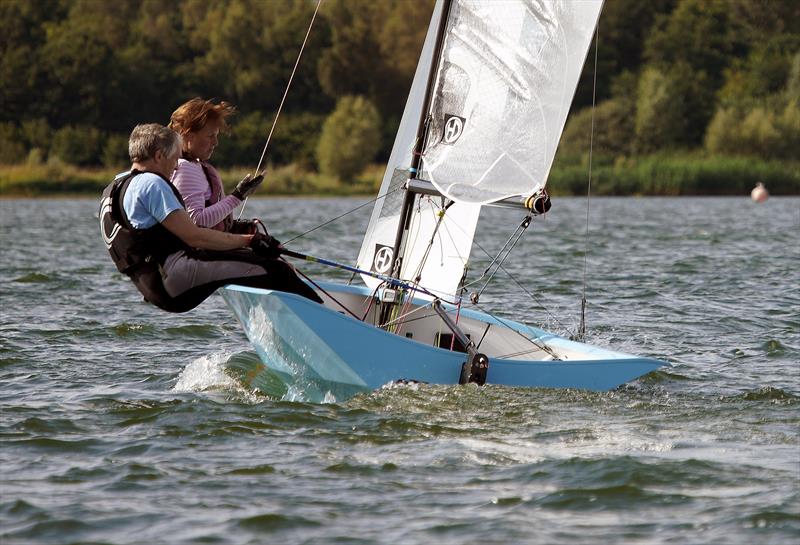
184 119 221 162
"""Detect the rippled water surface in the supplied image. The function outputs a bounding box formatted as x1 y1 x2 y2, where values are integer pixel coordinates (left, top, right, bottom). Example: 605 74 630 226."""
1 196 798 544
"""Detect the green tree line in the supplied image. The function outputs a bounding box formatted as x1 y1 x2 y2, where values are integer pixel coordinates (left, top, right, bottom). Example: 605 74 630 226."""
562 0 800 161
1 0 798 193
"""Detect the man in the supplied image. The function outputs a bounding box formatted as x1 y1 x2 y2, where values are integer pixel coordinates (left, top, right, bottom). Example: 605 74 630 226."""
100 123 321 312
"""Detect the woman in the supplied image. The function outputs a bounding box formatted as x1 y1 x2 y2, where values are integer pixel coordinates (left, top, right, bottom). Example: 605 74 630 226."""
168 98 261 233
100 123 321 313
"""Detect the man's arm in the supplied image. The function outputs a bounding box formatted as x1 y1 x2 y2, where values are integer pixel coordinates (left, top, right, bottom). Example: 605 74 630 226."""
162 209 252 251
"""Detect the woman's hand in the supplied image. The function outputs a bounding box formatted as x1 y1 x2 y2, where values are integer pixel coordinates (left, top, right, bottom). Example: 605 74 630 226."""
231 171 265 200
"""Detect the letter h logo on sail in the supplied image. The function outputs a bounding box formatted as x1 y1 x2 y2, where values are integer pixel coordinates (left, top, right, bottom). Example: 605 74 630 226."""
372 244 394 274
441 114 466 145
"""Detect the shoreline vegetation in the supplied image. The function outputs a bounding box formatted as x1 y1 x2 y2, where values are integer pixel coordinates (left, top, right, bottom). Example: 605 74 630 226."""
4 1 799 199
1 155 797 198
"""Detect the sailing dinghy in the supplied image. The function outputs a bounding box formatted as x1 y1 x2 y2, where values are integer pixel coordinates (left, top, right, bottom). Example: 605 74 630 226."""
222 0 669 401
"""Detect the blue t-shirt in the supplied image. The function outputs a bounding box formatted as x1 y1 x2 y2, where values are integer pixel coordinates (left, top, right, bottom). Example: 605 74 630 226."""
119 171 183 229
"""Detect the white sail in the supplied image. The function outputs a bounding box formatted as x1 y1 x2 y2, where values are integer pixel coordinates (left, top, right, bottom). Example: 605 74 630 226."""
356 0 481 301
422 0 603 204
356 0 600 299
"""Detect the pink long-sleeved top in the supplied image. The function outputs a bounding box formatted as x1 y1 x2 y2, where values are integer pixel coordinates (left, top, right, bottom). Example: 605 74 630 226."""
171 158 241 230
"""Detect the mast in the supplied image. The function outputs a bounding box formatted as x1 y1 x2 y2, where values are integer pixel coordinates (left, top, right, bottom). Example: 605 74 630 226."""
356 0 480 303
387 0 453 285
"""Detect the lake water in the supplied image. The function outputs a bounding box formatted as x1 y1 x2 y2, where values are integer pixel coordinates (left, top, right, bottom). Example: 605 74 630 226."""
1 196 798 544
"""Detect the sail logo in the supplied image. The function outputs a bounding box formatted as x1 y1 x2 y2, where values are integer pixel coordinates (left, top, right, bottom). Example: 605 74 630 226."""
442 114 466 145
372 244 394 274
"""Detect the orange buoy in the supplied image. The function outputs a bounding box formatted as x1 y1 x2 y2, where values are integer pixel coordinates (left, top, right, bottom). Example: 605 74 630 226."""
751 182 769 203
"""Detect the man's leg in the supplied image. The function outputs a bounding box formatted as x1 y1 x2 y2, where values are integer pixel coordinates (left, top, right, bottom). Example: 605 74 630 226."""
161 251 322 303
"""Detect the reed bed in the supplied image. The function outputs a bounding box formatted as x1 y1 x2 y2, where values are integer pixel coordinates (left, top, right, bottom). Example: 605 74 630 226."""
2 156 797 197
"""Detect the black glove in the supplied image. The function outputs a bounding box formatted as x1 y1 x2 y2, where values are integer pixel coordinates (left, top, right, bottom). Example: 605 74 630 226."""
231 171 264 200
250 232 282 260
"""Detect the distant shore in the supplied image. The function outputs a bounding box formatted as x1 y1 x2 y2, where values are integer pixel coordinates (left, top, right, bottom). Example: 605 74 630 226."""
1 155 798 197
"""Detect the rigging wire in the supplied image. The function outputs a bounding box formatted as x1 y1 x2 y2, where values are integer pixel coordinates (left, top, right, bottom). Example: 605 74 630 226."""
238 0 323 219
469 300 561 359
393 197 453 335
465 214 532 302
430 205 573 335
283 185 403 245
293 267 361 320
218 0 604 366
577 22 600 342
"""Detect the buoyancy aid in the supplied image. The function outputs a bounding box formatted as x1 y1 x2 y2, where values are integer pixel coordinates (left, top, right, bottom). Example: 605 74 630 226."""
99 170 203 312
100 170 189 272
180 152 231 232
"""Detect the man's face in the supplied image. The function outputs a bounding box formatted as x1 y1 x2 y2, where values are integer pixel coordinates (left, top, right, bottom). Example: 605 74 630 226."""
155 148 180 178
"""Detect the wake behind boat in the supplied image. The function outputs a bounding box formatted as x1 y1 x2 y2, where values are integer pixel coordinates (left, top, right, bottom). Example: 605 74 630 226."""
224 0 669 401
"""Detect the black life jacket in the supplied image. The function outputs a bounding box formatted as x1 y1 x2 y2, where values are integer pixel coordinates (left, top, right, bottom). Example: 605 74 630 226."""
100 170 203 312
100 170 189 273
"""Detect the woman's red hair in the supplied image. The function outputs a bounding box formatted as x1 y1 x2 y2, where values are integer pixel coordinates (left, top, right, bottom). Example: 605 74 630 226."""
168 98 236 135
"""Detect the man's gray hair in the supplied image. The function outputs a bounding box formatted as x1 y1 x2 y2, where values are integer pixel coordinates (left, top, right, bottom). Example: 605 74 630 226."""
128 123 182 162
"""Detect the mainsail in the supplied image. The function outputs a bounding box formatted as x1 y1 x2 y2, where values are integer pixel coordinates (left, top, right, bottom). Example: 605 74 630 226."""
424 0 602 203
357 0 602 299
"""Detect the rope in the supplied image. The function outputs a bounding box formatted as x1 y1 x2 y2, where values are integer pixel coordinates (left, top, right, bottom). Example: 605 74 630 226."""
381 302 435 329
383 196 437 335
492 268 572 336
449 297 462 351
577 22 600 342
238 0 323 219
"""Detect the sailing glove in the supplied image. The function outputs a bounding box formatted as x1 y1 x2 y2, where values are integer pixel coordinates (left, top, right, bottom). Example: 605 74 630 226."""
231 172 265 200
250 232 282 260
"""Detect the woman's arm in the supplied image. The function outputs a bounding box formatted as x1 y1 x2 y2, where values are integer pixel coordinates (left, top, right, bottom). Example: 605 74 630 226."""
162 209 252 251
172 161 241 228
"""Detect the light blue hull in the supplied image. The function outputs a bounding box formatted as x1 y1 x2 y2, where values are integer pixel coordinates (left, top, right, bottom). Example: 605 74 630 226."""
222 283 668 401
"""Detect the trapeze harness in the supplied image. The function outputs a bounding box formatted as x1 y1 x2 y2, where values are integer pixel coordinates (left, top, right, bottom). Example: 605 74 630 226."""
99 170 316 312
